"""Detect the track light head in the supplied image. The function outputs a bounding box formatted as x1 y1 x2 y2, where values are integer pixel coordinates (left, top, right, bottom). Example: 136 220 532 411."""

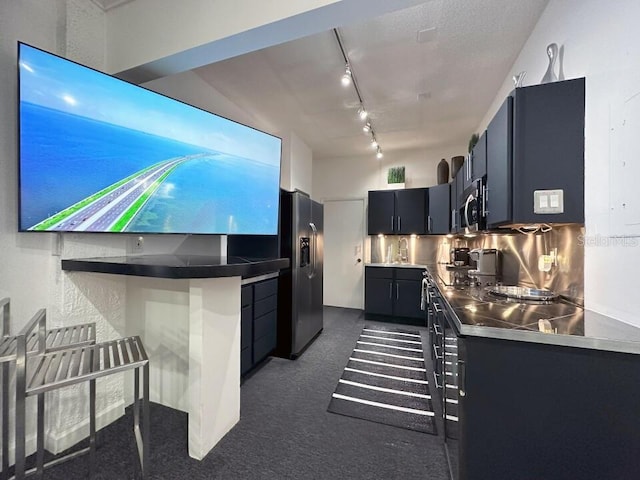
359 108 368 120
362 123 371 133
341 64 352 86
371 137 378 148
376 147 383 159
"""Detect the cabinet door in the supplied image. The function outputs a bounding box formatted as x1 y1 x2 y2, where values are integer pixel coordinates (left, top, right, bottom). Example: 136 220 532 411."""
472 131 487 180
428 183 450 234
486 96 513 227
365 277 394 316
452 170 464 233
464 132 487 192
395 188 426 234
393 280 424 320
512 78 585 224
449 180 458 233
368 190 395 234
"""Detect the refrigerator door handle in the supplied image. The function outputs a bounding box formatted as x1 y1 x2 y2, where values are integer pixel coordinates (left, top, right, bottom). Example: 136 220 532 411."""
309 222 318 278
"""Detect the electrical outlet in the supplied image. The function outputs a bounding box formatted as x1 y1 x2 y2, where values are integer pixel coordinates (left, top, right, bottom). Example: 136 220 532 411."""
534 189 564 214
129 235 144 253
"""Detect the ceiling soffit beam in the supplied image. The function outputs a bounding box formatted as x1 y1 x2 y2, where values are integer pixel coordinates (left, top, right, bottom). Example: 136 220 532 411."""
112 0 426 84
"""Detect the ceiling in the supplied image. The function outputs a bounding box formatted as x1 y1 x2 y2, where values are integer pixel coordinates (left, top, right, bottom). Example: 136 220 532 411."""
97 0 549 160
192 0 549 160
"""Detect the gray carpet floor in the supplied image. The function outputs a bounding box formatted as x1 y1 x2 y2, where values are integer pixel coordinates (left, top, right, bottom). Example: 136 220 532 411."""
15 306 450 479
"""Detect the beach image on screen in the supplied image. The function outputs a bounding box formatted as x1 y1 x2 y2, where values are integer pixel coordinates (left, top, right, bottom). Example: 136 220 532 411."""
18 44 281 234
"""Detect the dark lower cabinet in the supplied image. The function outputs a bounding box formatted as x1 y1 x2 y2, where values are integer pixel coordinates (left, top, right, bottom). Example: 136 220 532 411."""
364 266 425 325
426 273 640 480
241 277 278 376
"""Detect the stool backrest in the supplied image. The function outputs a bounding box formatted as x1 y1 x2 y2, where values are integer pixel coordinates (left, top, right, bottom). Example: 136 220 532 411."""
16 308 47 359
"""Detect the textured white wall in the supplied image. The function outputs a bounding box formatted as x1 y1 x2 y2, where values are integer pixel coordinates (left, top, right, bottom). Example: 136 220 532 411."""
476 0 640 326
0 0 131 460
313 144 466 201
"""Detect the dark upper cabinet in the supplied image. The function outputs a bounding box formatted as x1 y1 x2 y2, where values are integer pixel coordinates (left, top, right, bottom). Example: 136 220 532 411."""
367 190 396 234
450 168 464 233
463 131 487 191
367 188 426 235
486 78 585 228
427 183 450 234
395 188 427 234
486 96 513 227
449 180 457 233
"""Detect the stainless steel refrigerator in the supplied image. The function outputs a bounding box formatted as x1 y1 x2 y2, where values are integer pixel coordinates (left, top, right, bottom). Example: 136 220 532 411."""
276 190 323 358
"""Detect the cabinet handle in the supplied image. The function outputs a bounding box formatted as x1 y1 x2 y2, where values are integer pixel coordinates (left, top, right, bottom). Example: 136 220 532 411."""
459 360 466 397
397 216 401 232
483 185 489 216
391 216 394 232
433 344 443 360
433 371 442 389
389 282 392 299
396 283 399 300
433 323 443 336
428 215 432 233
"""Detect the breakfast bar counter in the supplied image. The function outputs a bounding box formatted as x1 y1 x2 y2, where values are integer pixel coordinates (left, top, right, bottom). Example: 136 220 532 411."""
62 254 288 460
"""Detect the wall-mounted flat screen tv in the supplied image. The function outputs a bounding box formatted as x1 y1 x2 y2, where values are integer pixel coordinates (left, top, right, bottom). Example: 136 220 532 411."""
18 43 281 234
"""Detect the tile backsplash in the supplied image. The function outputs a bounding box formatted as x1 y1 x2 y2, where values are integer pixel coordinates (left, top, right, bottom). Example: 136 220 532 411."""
370 224 584 305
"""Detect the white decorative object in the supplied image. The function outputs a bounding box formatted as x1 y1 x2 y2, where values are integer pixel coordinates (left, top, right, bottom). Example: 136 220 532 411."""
541 43 559 83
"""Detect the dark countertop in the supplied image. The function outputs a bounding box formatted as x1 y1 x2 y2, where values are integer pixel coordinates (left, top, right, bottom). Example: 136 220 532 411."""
62 255 289 280
426 264 640 355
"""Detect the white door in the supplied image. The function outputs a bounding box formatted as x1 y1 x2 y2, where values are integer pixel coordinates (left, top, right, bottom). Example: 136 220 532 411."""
323 198 365 309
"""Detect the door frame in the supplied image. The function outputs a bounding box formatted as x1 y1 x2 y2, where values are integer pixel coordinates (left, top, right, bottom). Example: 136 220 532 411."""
320 196 367 309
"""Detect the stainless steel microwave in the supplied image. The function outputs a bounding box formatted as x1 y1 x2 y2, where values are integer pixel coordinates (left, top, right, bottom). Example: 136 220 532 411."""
459 178 486 233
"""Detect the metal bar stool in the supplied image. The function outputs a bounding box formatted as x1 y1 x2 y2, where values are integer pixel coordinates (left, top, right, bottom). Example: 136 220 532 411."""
14 309 149 479
0 300 95 480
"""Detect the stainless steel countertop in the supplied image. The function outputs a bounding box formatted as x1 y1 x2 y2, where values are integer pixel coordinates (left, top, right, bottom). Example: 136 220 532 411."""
425 264 640 355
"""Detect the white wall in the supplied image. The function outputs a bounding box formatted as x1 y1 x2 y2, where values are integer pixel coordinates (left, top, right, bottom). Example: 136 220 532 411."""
477 0 640 326
313 143 465 201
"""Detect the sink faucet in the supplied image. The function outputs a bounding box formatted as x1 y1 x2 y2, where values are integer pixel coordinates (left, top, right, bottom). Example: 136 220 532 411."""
398 237 409 263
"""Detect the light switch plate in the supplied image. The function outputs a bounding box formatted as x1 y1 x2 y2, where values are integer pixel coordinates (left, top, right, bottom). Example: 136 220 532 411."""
534 189 564 214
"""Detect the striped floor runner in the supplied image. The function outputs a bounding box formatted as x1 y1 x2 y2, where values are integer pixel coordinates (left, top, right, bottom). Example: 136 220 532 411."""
327 325 437 434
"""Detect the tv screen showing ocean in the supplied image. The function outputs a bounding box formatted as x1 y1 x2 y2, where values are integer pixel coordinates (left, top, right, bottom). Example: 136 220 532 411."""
18 43 281 234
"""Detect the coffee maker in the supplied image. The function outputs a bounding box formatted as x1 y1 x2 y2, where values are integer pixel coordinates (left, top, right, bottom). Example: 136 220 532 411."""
450 247 470 266
468 249 500 286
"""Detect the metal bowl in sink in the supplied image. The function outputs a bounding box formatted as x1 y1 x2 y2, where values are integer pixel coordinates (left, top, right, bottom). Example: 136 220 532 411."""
487 285 558 301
